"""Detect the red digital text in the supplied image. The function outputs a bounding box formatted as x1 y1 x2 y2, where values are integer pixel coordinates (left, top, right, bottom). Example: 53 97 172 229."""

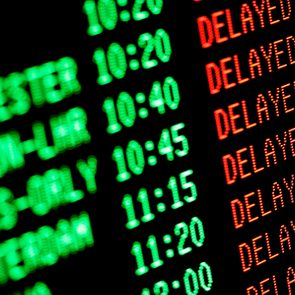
222 126 295 185
239 220 295 273
205 35 295 94
214 80 295 140
231 173 294 229
246 266 295 294
197 0 292 49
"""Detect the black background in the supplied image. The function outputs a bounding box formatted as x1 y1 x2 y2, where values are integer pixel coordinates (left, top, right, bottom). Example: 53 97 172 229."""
0 0 294 294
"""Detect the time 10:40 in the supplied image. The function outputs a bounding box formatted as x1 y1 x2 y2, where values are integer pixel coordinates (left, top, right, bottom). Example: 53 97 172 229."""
103 76 181 134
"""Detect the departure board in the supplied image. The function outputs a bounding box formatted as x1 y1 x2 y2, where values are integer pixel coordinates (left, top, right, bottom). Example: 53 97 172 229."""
0 0 294 294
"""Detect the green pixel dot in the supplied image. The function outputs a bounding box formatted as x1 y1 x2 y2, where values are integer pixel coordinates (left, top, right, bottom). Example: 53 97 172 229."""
139 108 148 119
129 60 140 71
120 10 131 22
145 141 154 151
163 234 172 244
117 0 128 6
166 249 175 258
136 93 145 104
172 281 181 289
126 44 137 55
157 203 166 213
154 188 163 198
148 156 157 166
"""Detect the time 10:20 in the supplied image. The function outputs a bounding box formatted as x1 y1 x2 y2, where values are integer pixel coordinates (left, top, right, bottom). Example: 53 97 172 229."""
93 29 172 85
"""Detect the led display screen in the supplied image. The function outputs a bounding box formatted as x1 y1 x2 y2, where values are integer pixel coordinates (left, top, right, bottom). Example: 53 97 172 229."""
0 0 294 294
